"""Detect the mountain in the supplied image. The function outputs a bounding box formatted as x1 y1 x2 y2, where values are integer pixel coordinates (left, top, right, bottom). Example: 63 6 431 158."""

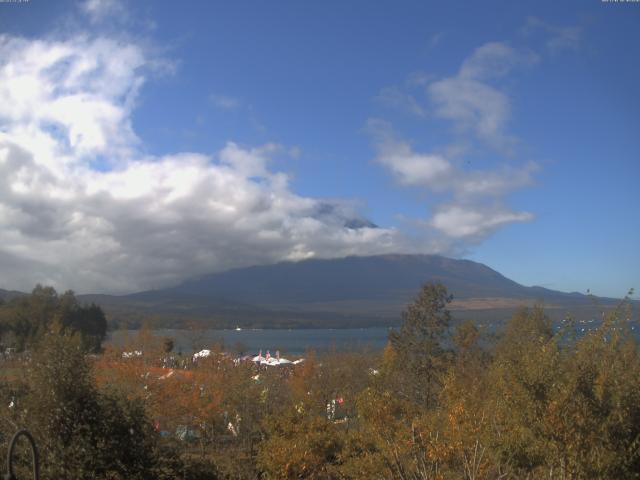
171 254 561 303
0 288 26 302
76 254 624 329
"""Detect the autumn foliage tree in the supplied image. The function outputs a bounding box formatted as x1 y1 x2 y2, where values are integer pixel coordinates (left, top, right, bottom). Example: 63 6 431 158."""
2 283 639 480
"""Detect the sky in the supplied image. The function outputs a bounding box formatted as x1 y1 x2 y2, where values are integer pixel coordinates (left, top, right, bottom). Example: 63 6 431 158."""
0 0 638 297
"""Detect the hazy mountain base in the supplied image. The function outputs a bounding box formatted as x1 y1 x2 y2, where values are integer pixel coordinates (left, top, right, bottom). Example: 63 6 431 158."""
85 295 623 330
74 255 628 329
4 255 631 329
2 287 626 331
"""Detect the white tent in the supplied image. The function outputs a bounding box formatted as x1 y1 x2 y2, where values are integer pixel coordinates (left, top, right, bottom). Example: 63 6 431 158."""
193 349 211 360
252 349 265 363
122 350 142 358
260 356 294 367
252 349 302 366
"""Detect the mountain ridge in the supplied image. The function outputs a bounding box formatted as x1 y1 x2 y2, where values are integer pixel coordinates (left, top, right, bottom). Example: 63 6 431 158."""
2 255 630 328
89 254 629 328
167 254 594 304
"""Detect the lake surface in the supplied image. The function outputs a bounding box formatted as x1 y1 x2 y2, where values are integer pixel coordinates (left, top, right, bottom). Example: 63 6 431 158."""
108 327 395 356
107 319 639 356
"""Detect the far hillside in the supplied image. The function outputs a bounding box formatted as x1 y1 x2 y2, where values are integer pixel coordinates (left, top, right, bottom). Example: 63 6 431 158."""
73 255 634 329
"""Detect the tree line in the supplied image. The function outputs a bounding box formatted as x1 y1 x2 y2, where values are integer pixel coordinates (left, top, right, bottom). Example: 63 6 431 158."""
0 285 107 353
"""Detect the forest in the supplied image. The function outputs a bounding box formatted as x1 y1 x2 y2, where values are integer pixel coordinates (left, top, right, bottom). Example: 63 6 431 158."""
0 284 639 479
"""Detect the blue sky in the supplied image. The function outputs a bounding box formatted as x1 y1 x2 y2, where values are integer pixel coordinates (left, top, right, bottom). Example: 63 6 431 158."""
0 0 638 297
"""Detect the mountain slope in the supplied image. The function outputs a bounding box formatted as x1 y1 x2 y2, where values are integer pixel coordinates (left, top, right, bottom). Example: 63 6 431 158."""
0 288 26 302
2 255 621 328
74 254 621 328
170 254 583 304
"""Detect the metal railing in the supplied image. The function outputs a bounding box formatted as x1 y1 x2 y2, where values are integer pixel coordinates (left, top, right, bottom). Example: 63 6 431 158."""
4 430 39 480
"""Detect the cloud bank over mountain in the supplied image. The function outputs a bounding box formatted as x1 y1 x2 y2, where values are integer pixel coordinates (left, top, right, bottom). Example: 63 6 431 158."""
0 30 408 293
0 3 558 294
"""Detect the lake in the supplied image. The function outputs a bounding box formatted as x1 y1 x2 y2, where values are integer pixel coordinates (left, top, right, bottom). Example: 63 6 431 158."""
107 319 639 356
108 327 395 356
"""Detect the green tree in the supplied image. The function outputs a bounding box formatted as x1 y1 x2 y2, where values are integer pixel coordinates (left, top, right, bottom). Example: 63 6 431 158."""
0 285 58 350
162 337 175 353
487 306 560 476
0 286 107 352
387 282 452 406
22 330 159 479
541 305 640 478
56 291 108 353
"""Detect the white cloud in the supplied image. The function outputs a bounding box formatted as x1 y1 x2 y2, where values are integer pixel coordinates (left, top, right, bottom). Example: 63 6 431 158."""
430 204 533 239
368 120 451 188
523 17 582 53
0 33 410 294
454 162 538 198
210 94 241 111
369 119 536 197
368 41 539 244
429 77 512 149
375 86 426 117
428 32 445 50
368 119 536 242
459 42 538 80
80 0 127 24
0 34 146 165
406 71 434 87
427 41 537 150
